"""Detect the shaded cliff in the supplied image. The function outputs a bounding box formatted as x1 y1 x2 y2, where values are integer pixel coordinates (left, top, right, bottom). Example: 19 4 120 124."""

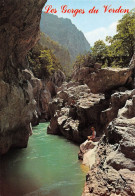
39 32 72 76
40 13 90 62
0 0 46 154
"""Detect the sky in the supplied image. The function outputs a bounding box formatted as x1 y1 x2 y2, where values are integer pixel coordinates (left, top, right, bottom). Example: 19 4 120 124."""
43 0 135 46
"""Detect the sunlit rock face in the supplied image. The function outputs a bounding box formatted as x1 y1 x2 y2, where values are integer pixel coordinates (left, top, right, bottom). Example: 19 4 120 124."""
48 58 135 195
47 82 110 143
72 67 133 93
81 56 135 196
47 66 134 144
0 0 47 154
82 90 135 196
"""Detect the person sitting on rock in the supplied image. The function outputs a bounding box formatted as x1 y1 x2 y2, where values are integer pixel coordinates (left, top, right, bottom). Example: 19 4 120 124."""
70 99 76 106
87 127 96 141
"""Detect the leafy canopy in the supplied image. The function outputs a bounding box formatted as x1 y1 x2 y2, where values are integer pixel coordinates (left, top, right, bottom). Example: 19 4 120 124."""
91 9 135 67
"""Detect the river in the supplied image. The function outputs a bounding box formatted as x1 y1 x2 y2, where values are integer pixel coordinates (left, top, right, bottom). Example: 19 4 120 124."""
0 123 85 196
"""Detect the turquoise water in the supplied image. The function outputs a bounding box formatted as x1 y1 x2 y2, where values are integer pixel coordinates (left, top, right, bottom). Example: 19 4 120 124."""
0 123 85 196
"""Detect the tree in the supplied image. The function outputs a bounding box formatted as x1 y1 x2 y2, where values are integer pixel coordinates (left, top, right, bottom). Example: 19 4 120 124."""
116 9 135 59
92 9 135 67
106 9 135 67
91 40 108 65
73 52 95 69
28 43 62 79
39 50 54 77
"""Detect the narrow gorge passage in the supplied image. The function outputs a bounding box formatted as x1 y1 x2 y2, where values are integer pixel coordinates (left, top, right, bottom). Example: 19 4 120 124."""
0 123 85 196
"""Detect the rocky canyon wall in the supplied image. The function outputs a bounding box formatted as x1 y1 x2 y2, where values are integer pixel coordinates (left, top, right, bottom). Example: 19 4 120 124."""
47 66 134 143
48 60 135 195
0 0 47 154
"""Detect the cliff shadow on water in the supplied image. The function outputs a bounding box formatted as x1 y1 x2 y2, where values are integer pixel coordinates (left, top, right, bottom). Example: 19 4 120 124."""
0 123 85 196
0 149 40 196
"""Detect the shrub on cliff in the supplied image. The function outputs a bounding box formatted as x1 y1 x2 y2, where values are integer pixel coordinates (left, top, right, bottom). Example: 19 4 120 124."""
28 43 61 79
73 52 96 69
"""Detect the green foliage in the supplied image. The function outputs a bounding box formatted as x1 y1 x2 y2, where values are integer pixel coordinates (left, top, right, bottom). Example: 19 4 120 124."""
39 50 54 75
73 52 96 69
40 32 72 76
102 59 108 68
116 9 135 56
91 40 108 65
28 43 61 79
92 9 135 67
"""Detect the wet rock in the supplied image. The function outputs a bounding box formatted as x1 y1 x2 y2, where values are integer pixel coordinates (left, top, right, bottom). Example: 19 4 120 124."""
78 139 98 161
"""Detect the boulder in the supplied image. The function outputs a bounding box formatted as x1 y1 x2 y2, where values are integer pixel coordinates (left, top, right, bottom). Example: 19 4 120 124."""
50 69 66 87
73 67 133 93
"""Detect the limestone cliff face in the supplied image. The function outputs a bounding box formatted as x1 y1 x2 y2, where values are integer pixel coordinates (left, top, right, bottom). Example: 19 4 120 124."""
0 0 46 154
47 64 135 195
40 13 91 62
82 90 135 196
72 66 133 93
47 82 109 143
47 66 133 143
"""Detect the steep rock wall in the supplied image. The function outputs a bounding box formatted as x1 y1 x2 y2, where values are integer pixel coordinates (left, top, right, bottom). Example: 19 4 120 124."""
0 0 47 154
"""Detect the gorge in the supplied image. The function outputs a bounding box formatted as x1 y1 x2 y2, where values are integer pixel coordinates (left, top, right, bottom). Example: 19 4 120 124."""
0 1 135 196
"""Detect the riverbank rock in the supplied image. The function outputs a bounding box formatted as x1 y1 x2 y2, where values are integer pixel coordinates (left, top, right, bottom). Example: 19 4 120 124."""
47 82 110 143
25 70 56 124
47 63 135 195
78 139 99 161
82 90 135 196
73 67 133 93
23 69 62 125
0 79 36 154
0 0 46 154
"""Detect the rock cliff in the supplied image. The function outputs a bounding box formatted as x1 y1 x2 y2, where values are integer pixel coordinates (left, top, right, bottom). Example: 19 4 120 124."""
80 58 135 195
47 82 109 143
22 69 65 125
82 90 135 196
48 62 135 195
47 66 133 142
0 0 46 154
40 13 90 62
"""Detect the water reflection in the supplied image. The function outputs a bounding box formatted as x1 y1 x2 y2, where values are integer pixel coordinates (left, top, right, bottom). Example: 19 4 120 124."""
0 149 40 196
0 123 85 196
